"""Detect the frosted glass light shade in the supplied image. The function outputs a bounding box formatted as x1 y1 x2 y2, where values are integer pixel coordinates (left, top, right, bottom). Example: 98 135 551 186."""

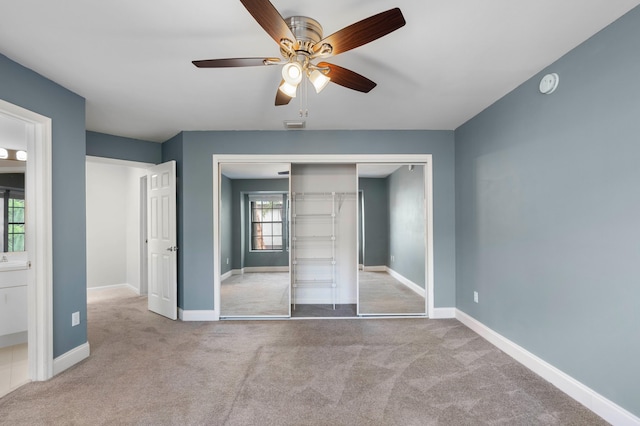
282 62 303 85
309 70 330 93
279 81 298 98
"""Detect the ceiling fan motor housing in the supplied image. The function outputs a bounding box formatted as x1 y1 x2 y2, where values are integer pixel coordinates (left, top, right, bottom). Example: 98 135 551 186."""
284 16 323 56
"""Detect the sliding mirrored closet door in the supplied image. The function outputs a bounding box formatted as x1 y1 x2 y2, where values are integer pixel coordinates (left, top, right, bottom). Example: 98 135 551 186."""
357 164 427 315
219 163 291 318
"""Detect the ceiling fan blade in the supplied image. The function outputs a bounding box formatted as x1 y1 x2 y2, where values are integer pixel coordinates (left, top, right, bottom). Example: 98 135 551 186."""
240 0 296 46
317 62 377 93
192 57 279 68
313 8 405 57
275 80 293 106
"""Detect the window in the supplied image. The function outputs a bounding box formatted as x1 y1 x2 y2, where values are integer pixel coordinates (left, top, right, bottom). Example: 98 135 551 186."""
0 189 25 252
7 196 25 252
250 195 284 251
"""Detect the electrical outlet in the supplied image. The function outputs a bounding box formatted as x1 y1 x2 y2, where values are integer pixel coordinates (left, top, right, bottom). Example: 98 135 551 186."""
72 311 80 326
391 255 395 262
226 258 229 265
474 291 479 303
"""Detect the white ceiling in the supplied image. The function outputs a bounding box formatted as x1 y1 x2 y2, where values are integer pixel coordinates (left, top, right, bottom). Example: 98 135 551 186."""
0 114 28 150
1 0 639 143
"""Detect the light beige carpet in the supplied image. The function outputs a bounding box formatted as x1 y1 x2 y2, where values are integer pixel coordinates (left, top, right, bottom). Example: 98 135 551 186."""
0 290 606 425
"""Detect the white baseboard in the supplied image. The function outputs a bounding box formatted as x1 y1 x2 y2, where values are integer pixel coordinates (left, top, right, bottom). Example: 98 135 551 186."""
456 309 640 426
387 267 426 297
178 308 219 321
220 270 233 281
53 342 90 376
0 331 28 348
430 307 456 319
87 283 139 294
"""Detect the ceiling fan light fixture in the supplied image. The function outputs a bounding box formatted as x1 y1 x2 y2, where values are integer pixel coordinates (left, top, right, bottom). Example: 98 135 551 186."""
309 69 331 93
279 81 298 98
282 62 303 85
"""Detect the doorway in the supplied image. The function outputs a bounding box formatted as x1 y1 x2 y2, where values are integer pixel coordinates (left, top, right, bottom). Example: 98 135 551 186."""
0 98 53 383
85 157 152 298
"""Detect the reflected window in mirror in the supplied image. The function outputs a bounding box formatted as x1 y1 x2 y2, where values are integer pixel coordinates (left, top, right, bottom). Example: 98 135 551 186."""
0 172 26 252
1 190 25 252
250 194 285 251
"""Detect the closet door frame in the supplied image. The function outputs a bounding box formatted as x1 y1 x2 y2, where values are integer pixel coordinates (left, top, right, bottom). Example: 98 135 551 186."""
212 154 434 319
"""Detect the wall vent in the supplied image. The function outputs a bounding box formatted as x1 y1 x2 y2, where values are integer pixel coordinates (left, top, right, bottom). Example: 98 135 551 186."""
283 120 306 130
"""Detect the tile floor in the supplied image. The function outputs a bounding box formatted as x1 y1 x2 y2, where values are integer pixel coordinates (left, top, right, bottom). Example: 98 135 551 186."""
0 343 28 398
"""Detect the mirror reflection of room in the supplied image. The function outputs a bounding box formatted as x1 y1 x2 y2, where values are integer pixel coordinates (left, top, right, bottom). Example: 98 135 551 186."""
0 173 25 253
358 164 426 315
0 121 29 398
219 163 290 317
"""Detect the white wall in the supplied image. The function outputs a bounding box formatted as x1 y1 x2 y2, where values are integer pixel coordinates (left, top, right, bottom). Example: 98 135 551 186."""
86 157 149 291
291 164 357 304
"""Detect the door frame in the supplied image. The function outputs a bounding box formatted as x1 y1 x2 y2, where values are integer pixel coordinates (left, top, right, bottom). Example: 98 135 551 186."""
0 98 53 380
213 154 435 318
139 175 148 296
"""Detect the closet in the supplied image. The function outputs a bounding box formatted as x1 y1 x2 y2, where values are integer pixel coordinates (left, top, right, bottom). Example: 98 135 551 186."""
290 164 357 311
214 156 431 319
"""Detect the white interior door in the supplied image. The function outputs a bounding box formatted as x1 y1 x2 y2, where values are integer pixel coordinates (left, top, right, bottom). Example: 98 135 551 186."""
147 160 177 320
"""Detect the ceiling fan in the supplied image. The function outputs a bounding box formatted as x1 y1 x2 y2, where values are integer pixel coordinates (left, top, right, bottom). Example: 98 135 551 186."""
192 0 406 106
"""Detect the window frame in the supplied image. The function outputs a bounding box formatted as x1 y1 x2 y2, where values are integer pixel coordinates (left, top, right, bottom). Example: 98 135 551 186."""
248 194 286 252
1 188 25 252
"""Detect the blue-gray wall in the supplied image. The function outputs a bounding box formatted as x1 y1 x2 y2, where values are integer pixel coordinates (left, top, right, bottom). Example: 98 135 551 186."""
1 53 86 358
86 131 161 164
167 130 456 311
389 165 426 288
455 6 640 417
359 178 389 266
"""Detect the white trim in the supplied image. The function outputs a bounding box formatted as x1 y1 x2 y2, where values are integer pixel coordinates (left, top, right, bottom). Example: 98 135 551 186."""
86 155 154 169
0 331 28 348
213 154 435 318
387 267 426 297
53 342 90 376
220 270 233 281
456 309 640 426
87 283 139 294
213 158 221 319
430 307 456 319
425 160 435 320
0 99 54 382
178 308 219 321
